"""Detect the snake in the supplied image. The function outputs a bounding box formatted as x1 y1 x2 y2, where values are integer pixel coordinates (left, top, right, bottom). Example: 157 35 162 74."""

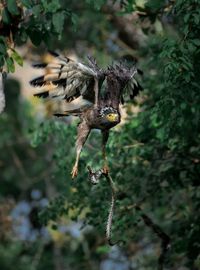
87 166 123 246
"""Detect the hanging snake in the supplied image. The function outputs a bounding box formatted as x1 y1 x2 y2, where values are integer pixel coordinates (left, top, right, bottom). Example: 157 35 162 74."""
87 166 123 246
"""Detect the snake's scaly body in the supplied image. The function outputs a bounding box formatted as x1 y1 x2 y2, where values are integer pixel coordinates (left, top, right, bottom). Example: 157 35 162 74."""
105 173 116 246
88 167 118 245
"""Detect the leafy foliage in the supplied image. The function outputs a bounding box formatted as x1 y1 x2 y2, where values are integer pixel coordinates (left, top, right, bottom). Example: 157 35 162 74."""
0 0 72 72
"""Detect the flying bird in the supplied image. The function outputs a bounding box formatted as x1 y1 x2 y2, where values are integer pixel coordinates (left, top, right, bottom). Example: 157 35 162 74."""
30 51 142 178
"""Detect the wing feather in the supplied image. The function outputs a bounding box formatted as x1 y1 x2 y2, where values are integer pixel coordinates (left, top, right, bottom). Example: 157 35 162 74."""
30 51 98 104
105 63 143 109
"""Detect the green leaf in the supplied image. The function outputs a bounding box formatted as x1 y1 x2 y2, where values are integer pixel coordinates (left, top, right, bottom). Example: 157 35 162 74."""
187 42 196 52
28 29 42 46
0 56 5 67
193 14 200 24
16 27 28 43
2 8 12 24
192 39 200 47
86 0 106 10
11 50 23 66
145 0 163 12
6 57 15 73
20 0 32 8
94 0 106 10
185 73 191 82
41 0 60 12
42 32 51 46
96 245 111 254
0 36 6 43
32 5 42 17
7 0 20 15
52 12 65 34
184 13 190 23
180 103 187 110
0 41 7 55
71 13 78 30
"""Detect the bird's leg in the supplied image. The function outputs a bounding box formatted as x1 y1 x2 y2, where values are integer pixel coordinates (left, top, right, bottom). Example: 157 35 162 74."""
71 121 91 179
94 77 99 108
102 130 109 174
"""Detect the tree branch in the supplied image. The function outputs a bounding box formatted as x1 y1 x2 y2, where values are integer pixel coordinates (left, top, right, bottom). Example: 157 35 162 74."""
102 3 146 50
135 205 171 270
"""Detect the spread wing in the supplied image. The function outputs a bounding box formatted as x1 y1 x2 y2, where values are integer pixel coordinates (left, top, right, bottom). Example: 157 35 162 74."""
105 63 142 109
122 67 143 102
30 51 104 115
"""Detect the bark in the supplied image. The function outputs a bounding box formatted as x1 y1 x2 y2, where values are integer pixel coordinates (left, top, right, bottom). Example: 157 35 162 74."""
102 4 146 50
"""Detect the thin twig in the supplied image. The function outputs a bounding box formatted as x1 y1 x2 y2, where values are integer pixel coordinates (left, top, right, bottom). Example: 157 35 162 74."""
135 205 171 270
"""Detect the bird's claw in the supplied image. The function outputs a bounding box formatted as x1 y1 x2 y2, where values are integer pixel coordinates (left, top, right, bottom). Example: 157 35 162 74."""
71 166 78 179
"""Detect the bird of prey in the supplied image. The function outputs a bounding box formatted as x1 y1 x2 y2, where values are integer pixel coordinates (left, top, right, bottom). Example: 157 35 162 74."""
30 51 142 178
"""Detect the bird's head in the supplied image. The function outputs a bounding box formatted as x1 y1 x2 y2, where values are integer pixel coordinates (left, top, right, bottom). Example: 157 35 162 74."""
106 112 119 122
100 107 120 123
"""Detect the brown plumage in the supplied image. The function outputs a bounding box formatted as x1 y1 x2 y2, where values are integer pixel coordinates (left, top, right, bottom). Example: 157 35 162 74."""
30 51 142 178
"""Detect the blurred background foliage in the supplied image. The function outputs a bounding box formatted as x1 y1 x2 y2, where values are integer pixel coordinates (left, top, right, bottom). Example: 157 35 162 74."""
0 0 200 269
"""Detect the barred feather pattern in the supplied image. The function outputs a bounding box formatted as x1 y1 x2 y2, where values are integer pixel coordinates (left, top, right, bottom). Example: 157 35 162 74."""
30 51 97 103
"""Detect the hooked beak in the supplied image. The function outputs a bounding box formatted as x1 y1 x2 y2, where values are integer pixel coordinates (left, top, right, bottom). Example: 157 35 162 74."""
106 113 119 122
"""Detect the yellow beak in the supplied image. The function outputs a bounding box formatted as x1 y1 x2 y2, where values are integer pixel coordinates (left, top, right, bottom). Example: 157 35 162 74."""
106 113 119 122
